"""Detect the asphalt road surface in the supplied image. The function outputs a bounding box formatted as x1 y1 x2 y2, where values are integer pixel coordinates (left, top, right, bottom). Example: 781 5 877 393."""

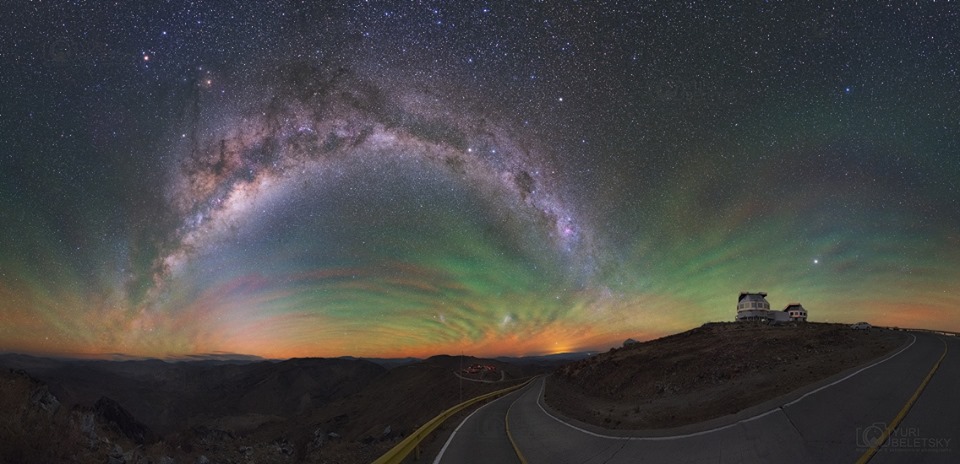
435 331 957 464
433 387 526 464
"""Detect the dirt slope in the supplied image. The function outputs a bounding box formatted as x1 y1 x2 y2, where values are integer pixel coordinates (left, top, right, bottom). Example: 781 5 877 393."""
546 322 908 429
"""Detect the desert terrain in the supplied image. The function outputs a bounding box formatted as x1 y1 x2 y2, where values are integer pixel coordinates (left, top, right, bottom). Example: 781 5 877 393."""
1 323 912 463
0 354 548 464
546 322 909 429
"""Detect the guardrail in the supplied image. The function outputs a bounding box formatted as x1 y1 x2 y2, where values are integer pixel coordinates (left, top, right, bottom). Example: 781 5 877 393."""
372 376 537 464
895 327 960 337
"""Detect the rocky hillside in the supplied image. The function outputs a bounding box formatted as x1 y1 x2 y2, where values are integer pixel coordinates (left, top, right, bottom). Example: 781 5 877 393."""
546 322 908 429
0 368 151 464
0 354 537 463
0 355 387 436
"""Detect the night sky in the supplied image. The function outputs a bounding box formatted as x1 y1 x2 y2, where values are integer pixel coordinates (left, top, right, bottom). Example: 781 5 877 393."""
1 1 958 359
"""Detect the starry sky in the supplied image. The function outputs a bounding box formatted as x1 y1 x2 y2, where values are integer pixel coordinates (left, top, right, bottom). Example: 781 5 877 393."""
1 1 958 359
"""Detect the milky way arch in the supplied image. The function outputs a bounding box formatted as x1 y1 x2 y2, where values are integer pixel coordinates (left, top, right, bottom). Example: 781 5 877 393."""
151 64 597 299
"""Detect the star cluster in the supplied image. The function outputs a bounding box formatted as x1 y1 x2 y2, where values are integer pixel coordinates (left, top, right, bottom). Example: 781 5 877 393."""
0 1 958 358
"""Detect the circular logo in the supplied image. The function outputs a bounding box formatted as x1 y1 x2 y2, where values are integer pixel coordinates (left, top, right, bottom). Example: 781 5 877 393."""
862 424 884 447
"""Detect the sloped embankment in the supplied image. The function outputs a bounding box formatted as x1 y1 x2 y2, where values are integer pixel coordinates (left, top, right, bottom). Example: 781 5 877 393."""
546 322 907 429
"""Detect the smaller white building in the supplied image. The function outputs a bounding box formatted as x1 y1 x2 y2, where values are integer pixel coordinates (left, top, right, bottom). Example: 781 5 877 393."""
782 303 808 322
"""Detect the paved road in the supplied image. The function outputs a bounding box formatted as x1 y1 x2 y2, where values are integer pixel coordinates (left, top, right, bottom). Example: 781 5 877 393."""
872 334 959 464
434 387 525 464
436 331 957 463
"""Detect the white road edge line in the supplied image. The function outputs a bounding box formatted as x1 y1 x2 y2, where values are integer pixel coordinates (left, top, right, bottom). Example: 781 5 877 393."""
433 390 515 464
534 333 918 441
782 334 916 407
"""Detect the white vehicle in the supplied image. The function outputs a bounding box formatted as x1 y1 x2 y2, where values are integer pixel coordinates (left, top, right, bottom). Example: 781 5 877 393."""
850 322 871 330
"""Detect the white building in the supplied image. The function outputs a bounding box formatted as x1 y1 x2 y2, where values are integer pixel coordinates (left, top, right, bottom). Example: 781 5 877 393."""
735 292 773 321
781 303 808 322
736 292 809 323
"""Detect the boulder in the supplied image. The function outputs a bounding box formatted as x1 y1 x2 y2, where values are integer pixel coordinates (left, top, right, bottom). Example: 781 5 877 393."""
311 428 325 448
29 385 60 415
274 438 294 455
107 444 125 464
78 411 99 449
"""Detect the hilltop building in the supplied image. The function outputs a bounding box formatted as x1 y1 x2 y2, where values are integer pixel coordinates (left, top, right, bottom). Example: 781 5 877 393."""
782 303 808 322
735 292 772 321
735 292 808 323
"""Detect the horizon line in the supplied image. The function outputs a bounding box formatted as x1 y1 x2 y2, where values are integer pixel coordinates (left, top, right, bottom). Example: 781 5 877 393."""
0 349 600 363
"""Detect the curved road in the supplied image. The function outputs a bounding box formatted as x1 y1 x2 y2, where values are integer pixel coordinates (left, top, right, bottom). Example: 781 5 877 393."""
436 331 957 463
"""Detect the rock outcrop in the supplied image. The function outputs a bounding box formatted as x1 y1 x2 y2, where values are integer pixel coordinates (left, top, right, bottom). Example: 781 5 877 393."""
94 396 154 444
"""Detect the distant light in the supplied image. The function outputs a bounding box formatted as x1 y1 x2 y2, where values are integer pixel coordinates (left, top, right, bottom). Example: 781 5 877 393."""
813 259 819 264
143 54 150 61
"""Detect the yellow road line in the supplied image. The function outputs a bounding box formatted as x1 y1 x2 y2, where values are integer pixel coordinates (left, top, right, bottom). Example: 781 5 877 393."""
373 377 536 464
506 391 529 464
855 337 948 464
